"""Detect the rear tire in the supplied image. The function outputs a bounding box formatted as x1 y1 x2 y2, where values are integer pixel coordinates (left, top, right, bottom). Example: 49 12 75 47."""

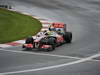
64 32 72 43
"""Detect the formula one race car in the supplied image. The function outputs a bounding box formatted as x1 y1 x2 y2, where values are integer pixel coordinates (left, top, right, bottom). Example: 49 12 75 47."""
22 22 72 51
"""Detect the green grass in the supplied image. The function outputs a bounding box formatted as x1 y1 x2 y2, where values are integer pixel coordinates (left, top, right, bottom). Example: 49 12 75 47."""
0 8 42 44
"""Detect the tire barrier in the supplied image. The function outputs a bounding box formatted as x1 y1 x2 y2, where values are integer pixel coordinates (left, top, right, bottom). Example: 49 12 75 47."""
0 5 12 9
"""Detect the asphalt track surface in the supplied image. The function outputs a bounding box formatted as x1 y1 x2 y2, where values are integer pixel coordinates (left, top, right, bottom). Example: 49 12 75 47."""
0 0 100 75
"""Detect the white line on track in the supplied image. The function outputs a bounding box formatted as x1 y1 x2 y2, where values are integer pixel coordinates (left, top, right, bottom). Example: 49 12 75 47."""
0 49 100 75
0 49 82 59
0 49 99 62
0 49 100 62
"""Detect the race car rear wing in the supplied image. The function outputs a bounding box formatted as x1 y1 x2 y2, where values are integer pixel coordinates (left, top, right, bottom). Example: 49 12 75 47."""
52 23 67 32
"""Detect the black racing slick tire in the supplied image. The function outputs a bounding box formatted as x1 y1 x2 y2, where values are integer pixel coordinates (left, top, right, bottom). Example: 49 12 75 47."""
25 36 34 44
22 45 25 48
48 36 56 50
64 32 72 43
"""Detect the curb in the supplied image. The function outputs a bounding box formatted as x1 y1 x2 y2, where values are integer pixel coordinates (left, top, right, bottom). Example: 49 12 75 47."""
0 9 51 48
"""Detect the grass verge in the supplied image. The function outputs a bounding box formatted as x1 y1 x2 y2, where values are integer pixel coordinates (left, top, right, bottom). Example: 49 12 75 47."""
0 8 42 44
